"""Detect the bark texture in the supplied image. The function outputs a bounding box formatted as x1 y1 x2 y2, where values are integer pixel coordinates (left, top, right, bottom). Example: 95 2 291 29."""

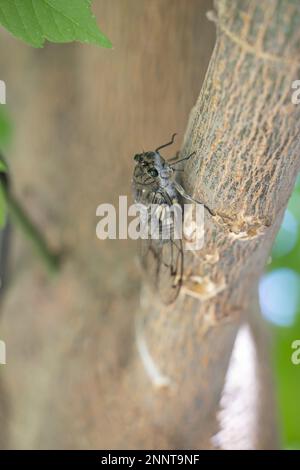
129 0 300 449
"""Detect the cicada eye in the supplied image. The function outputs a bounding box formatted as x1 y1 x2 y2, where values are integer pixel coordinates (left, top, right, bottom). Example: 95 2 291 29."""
134 154 142 162
148 168 158 178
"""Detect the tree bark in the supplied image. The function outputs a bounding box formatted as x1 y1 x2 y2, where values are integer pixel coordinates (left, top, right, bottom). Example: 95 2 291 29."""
128 0 300 449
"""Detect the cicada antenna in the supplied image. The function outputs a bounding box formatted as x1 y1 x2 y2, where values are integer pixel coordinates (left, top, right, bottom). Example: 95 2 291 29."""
155 133 177 153
169 151 196 166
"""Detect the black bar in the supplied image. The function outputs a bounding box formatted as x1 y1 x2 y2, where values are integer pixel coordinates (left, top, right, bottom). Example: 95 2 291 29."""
0 449 298 465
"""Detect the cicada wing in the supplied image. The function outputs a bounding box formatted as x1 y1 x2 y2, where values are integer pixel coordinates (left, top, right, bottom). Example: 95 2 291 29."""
139 234 161 290
138 192 183 305
156 237 183 304
138 197 162 292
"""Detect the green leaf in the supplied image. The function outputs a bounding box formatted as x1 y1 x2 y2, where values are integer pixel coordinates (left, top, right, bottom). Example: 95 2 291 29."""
0 107 13 152
0 182 7 228
0 156 7 173
0 0 112 48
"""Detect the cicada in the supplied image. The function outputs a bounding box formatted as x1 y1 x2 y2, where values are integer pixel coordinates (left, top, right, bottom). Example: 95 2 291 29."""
132 133 210 304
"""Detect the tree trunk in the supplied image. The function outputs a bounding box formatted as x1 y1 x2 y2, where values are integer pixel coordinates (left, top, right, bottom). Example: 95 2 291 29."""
127 0 300 449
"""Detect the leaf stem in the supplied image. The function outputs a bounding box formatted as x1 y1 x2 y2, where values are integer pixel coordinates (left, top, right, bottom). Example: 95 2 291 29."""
3 185 60 275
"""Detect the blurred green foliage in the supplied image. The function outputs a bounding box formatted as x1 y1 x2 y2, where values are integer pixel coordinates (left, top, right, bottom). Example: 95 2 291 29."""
0 106 12 152
269 176 300 449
